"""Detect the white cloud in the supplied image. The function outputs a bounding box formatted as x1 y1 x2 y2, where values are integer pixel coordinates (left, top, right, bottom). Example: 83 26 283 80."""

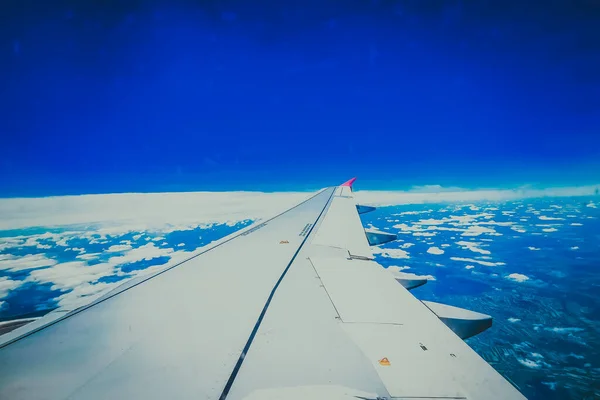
570 223 583 226
465 265 475 270
0 277 22 299
390 271 436 281
507 318 521 323
461 225 500 237
517 358 542 369
427 246 444 255
27 261 117 291
54 281 121 310
570 246 579 250
539 215 564 221
586 202 597 208
393 215 503 238
371 247 410 259
528 247 541 251
506 273 530 283
107 243 173 265
106 244 133 252
0 254 58 272
544 327 584 334
386 265 411 272
0 191 312 231
392 210 433 216
542 228 558 233
23 243 200 309
456 241 490 255
5 185 592 231
450 257 505 267
76 253 101 260
353 184 600 206
412 232 437 237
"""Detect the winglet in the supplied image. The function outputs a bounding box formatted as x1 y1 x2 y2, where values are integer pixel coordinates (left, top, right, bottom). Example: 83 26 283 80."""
340 177 357 188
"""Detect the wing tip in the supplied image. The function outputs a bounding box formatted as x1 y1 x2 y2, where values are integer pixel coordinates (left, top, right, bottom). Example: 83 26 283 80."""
340 177 357 187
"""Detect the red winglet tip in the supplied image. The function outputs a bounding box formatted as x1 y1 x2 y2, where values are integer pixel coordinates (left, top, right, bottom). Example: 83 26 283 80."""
340 177 357 187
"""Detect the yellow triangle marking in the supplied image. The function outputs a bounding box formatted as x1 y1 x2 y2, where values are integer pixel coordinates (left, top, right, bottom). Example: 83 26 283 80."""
378 357 391 366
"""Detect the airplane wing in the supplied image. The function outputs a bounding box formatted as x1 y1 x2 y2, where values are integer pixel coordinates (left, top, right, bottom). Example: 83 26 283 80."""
0 180 526 399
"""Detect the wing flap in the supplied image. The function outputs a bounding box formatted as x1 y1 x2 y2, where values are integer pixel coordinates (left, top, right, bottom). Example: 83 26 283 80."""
310 257 405 324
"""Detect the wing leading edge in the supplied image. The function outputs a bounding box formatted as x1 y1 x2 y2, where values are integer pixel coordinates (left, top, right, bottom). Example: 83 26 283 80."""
0 180 526 400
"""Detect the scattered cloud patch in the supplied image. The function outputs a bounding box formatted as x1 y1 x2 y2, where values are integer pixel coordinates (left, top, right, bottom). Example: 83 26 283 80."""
539 215 564 221
371 247 410 259
456 241 490 254
391 210 433 216
0 277 22 298
506 273 530 282
427 246 444 255
517 358 542 369
450 257 505 267
386 265 411 272
106 244 133 252
389 270 436 281
507 318 521 323
544 327 584 334
0 254 58 272
528 247 540 251
412 232 437 237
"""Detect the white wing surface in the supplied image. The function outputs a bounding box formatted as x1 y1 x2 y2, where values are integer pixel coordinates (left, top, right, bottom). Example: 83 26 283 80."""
0 181 526 399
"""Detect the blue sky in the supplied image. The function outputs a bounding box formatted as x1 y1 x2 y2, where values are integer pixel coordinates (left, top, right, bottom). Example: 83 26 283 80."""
1 1 599 196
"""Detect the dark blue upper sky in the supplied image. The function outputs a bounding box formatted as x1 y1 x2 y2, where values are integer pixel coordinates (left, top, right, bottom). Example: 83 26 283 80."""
1 0 599 196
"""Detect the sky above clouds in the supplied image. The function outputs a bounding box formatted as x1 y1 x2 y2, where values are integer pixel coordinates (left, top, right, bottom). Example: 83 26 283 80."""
1 1 599 196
